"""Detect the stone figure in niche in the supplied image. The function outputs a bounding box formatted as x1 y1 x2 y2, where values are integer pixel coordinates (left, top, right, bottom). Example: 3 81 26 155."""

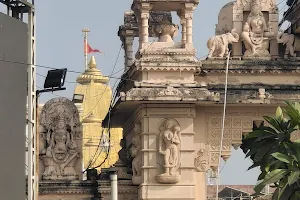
277 31 300 57
207 29 239 58
156 119 181 184
194 145 208 172
152 17 179 42
39 97 82 180
118 138 131 167
241 0 275 57
131 123 142 185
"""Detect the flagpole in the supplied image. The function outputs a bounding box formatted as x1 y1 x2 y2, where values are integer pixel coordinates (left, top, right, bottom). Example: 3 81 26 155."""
82 28 90 70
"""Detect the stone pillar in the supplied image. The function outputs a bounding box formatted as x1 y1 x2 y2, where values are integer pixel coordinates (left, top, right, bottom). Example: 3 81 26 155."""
195 172 207 200
184 3 194 48
269 12 279 58
139 3 151 49
232 7 243 57
138 104 197 200
177 10 187 45
125 30 134 69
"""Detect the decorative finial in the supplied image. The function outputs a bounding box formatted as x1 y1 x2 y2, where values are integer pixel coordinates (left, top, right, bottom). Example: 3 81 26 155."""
88 56 97 69
82 28 90 33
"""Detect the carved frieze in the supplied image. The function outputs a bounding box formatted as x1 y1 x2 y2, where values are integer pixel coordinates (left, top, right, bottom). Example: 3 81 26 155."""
120 87 220 102
204 110 259 169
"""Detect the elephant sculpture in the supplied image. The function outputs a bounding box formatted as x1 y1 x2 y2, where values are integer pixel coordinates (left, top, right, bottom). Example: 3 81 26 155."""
277 32 300 57
207 29 239 58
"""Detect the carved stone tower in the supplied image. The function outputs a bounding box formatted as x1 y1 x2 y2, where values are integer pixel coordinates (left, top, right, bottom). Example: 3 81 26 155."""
105 0 220 200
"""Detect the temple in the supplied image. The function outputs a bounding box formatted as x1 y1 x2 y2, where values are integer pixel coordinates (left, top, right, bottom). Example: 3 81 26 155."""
37 0 300 199
103 0 300 199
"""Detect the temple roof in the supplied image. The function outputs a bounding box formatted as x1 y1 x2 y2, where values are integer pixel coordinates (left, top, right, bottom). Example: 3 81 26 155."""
76 56 109 84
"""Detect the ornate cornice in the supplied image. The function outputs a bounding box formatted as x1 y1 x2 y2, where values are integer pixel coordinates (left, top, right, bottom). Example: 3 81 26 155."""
201 58 300 74
120 87 220 102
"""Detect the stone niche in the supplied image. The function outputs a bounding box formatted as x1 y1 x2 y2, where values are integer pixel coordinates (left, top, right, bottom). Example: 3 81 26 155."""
38 97 83 181
208 0 279 59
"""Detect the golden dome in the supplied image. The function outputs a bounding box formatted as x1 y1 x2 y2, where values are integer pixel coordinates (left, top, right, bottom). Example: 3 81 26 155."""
76 56 109 84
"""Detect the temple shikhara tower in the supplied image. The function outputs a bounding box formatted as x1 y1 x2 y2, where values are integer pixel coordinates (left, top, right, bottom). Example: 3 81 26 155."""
74 56 122 172
37 0 300 199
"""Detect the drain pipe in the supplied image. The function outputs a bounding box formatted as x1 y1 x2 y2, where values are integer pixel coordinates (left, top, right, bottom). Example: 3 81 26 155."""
109 168 118 200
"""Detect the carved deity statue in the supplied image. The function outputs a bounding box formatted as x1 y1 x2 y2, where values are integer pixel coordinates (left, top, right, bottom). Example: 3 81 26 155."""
131 123 142 185
241 0 274 57
152 17 179 42
39 98 82 180
156 119 181 184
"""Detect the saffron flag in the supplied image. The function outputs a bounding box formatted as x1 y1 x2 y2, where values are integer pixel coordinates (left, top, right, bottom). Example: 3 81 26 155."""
84 40 104 54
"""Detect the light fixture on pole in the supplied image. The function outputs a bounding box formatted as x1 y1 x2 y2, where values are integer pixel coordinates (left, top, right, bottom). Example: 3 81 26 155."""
34 68 68 200
72 94 85 103
37 68 67 95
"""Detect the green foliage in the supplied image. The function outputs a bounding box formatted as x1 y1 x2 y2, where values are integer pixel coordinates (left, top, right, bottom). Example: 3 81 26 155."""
240 102 300 200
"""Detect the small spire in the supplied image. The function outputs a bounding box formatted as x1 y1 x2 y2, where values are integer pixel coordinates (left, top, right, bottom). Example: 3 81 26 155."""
88 56 97 69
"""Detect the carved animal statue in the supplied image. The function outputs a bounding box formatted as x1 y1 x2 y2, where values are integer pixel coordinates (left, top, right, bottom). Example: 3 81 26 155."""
277 32 300 57
207 29 239 58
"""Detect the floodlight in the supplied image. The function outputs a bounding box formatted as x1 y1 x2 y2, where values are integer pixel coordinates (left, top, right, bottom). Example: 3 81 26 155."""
43 68 67 89
72 94 84 103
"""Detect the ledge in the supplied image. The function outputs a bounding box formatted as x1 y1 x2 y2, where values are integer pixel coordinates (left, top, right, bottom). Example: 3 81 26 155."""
120 87 220 102
39 180 96 195
201 58 300 74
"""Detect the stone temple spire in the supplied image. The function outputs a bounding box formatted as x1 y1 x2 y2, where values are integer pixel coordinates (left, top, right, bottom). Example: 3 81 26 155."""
76 56 109 84
74 55 122 172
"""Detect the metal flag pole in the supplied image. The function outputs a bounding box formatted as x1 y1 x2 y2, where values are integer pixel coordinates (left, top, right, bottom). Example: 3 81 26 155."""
82 28 90 70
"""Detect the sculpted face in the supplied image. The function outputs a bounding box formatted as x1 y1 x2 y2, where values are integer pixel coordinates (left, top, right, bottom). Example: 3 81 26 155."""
53 130 68 161
165 121 173 129
251 5 261 15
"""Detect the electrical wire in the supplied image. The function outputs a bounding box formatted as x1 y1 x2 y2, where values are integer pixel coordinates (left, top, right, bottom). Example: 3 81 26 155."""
216 51 231 200
82 45 122 172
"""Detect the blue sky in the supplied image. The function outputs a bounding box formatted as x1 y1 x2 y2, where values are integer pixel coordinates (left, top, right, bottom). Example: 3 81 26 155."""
34 0 288 185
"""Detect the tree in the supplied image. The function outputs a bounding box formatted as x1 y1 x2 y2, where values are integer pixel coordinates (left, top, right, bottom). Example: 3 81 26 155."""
240 102 300 200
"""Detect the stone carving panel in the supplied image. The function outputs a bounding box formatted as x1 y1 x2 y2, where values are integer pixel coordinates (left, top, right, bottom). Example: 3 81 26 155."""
156 118 181 184
39 97 82 180
204 111 259 170
131 122 142 185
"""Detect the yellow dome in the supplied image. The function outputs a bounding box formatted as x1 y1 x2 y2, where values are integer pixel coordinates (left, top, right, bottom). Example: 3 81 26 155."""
76 56 109 84
74 56 122 173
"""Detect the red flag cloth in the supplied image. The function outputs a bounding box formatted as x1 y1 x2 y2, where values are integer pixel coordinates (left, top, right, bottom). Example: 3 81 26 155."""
84 40 103 54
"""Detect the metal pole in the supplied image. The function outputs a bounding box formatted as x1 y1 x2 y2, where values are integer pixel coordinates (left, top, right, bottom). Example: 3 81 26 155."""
82 28 90 70
109 168 118 200
27 3 37 200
